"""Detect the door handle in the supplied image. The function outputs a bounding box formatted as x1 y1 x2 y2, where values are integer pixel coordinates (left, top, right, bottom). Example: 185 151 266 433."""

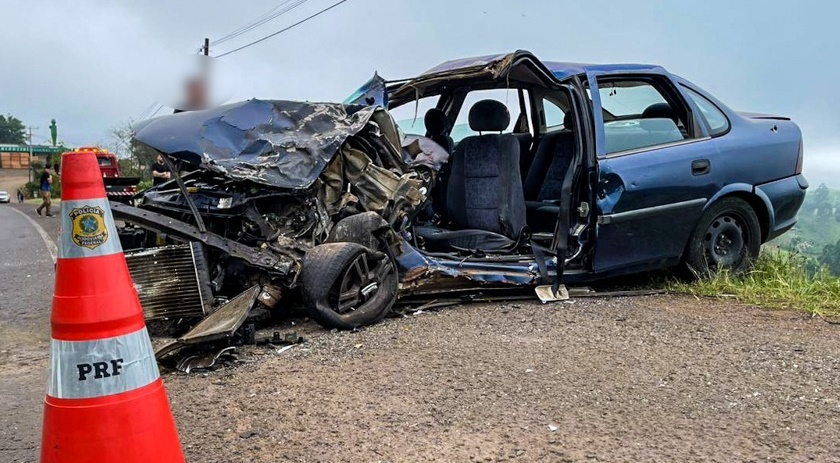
691 159 711 176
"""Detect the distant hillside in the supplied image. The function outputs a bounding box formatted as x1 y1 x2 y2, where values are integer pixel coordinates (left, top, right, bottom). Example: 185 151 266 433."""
771 183 840 273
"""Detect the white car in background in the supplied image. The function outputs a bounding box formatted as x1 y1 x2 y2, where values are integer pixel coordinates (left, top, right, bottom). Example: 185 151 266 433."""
0 191 10 203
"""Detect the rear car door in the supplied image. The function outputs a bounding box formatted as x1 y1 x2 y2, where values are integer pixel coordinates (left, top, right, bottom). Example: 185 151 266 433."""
587 72 723 273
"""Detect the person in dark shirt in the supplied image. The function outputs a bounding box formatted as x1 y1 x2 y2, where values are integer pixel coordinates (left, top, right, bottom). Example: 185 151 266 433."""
36 167 54 217
151 154 171 186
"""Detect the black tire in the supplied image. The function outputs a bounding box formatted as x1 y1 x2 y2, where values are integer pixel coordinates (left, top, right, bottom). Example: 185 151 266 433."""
685 197 761 278
300 242 398 330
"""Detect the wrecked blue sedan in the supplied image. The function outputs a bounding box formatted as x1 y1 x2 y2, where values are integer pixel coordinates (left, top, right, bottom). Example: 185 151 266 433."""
116 50 807 331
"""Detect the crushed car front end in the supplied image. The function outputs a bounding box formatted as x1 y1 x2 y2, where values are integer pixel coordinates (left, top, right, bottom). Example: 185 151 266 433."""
116 99 432 333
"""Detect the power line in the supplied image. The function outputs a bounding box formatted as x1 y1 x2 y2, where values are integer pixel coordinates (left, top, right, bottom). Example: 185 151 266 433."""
136 102 159 121
215 0 350 58
146 104 165 120
214 0 296 44
214 0 309 46
134 1 346 121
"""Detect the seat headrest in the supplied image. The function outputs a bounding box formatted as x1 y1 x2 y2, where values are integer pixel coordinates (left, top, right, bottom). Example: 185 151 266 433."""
468 100 510 132
642 103 674 121
424 108 451 136
563 111 575 131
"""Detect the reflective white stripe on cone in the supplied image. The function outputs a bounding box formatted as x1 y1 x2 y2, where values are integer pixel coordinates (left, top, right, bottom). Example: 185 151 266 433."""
48 327 160 399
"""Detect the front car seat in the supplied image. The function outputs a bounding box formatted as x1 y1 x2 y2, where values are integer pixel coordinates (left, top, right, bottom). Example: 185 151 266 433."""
424 108 454 154
415 100 527 252
523 111 578 230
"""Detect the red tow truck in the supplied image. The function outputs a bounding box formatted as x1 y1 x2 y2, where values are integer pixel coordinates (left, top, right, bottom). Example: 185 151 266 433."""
66 147 140 203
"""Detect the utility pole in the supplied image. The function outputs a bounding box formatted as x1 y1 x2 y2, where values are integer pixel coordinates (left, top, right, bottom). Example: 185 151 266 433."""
203 38 209 56
27 126 38 183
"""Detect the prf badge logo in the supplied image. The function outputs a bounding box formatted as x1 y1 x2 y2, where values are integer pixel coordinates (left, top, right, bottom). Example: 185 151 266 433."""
69 206 108 249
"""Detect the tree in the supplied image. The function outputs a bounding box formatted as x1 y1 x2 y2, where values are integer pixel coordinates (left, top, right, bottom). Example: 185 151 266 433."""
109 122 159 180
834 196 840 223
819 239 840 276
812 183 832 216
0 114 26 144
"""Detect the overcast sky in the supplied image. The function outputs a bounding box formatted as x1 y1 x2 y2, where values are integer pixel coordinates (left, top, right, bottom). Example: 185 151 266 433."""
2 0 838 186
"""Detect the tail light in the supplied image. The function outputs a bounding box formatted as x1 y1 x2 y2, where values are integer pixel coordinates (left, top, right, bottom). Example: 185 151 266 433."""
126 186 136 194
795 139 804 175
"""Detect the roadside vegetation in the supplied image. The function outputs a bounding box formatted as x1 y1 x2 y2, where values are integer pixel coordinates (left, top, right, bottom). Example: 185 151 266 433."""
670 250 840 317
672 186 840 317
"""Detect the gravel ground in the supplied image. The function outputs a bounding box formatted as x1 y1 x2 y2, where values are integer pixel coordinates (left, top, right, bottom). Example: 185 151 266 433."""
160 295 840 463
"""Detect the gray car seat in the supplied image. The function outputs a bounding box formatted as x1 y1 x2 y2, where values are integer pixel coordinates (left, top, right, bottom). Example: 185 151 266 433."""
424 108 454 154
415 99 527 252
523 111 577 230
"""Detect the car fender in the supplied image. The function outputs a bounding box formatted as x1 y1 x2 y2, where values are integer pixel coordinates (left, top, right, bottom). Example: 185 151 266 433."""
705 183 774 242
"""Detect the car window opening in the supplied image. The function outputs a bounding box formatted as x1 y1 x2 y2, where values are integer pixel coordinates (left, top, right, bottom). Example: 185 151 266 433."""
596 78 695 155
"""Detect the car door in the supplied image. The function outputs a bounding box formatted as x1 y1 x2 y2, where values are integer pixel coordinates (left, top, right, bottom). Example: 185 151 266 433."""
587 72 724 273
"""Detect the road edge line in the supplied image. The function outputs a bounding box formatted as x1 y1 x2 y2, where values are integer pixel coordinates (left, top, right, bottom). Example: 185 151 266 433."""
10 207 58 263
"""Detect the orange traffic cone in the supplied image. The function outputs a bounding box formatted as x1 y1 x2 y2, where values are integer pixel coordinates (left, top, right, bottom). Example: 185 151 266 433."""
40 151 185 462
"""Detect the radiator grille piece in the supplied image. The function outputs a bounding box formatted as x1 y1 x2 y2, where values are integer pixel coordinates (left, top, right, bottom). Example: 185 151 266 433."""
125 242 213 321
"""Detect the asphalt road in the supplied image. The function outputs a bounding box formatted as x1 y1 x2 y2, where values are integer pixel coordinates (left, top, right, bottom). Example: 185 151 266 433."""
0 204 56 332
0 203 56 461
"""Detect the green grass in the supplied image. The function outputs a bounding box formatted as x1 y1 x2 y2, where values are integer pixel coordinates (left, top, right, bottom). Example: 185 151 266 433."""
669 250 840 317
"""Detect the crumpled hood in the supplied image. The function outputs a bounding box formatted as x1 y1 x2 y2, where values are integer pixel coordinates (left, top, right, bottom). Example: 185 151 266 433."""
133 99 377 189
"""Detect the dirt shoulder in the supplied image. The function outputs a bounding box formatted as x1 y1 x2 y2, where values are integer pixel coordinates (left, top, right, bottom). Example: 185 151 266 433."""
157 295 840 463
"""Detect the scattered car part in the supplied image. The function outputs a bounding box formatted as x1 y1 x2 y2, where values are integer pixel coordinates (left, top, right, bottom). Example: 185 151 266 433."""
154 285 260 359
276 345 296 355
534 284 570 303
178 285 260 344
259 331 303 345
175 346 237 373
258 285 283 309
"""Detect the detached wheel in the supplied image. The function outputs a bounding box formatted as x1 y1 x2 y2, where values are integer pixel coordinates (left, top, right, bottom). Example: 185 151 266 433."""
300 242 398 330
685 197 761 278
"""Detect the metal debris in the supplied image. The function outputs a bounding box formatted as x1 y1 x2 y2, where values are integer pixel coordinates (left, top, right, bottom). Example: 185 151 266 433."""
176 346 237 373
276 345 295 355
154 286 261 360
535 284 570 303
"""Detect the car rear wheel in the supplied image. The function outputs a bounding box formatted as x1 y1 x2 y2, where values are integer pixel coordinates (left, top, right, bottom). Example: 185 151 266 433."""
300 242 398 330
685 197 761 278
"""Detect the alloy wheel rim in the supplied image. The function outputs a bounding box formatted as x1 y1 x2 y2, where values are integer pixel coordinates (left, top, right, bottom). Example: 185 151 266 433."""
330 253 392 314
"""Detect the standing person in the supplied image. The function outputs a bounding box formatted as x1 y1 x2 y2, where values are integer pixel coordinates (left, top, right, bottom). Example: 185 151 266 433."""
151 154 171 186
36 167 54 217
17 188 24 203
